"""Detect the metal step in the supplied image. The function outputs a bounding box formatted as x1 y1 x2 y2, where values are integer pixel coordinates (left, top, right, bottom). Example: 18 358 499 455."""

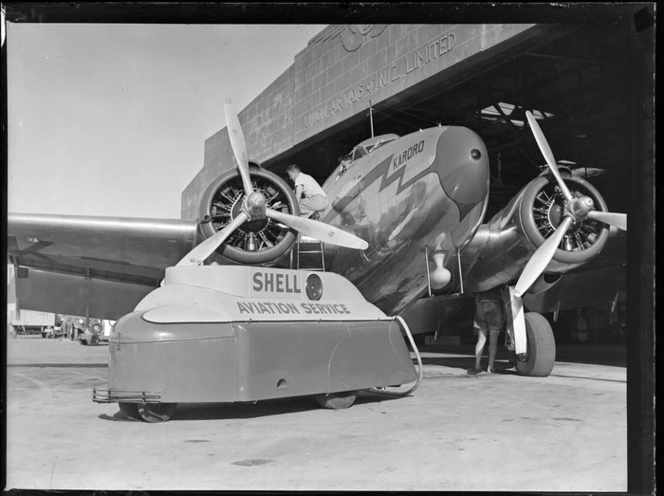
292 235 326 271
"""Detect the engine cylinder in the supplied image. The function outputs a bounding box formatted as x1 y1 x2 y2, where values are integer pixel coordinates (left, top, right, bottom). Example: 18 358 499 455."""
197 165 299 265
461 174 611 293
517 175 609 264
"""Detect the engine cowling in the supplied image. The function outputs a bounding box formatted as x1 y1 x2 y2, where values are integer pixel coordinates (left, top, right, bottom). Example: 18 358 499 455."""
196 164 300 265
516 174 610 265
461 174 611 293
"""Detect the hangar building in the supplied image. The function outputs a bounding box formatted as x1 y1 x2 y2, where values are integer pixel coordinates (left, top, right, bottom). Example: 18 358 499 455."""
181 19 650 221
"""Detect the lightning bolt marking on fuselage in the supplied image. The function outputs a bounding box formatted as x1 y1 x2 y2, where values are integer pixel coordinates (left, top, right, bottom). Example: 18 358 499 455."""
323 153 439 224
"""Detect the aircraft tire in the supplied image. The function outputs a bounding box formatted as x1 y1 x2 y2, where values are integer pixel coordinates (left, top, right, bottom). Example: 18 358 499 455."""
137 403 178 423
118 402 140 420
516 312 556 377
316 391 357 410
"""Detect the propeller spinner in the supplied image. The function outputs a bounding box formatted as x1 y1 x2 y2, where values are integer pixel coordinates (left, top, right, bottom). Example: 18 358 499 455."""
177 100 368 266
513 111 627 297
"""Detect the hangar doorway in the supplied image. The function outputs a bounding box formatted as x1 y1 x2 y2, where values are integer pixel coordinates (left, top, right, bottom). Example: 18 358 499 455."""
266 23 638 221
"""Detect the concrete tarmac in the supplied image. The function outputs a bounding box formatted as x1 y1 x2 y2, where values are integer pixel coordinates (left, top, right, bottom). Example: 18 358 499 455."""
5 336 626 491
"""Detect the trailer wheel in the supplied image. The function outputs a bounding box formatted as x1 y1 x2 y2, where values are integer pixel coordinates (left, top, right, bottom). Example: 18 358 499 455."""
316 391 357 410
516 312 556 377
137 403 178 423
118 402 140 420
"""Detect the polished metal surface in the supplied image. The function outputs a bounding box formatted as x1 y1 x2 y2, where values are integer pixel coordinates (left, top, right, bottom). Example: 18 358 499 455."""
107 311 416 404
459 173 614 294
320 126 490 315
8 213 199 317
8 213 197 273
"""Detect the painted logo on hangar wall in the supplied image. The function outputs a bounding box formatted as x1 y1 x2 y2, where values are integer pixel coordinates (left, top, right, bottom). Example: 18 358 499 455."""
340 25 388 52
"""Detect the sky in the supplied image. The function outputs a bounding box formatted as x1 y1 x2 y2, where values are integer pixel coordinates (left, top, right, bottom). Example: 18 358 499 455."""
7 23 326 219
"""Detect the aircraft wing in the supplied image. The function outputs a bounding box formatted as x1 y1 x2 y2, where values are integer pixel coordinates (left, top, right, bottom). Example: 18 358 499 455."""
7 213 198 319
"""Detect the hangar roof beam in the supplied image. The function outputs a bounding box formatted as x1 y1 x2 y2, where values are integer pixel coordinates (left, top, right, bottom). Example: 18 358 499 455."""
524 51 620 69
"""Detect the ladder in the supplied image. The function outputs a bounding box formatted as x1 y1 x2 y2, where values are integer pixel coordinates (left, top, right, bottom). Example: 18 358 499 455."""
291 234 326 271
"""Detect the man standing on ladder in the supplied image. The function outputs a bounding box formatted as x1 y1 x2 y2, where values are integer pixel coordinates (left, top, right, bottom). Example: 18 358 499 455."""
286 164 329 219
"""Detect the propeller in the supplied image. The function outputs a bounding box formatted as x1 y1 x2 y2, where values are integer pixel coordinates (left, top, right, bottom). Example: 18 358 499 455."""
176 212 249 266
514 217 572 297
514 111 628 297
224 99 254 197
525 111 626 231
265 208 368 250
526 111 574 202
176 99 369 266
586 210 627 231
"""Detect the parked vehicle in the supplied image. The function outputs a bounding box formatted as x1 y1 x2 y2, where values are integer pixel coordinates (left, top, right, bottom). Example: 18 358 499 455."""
8 304 56 337
79 319 113 346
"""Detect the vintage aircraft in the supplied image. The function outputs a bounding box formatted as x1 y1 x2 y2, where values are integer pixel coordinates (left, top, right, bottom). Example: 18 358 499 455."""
8 103 627 385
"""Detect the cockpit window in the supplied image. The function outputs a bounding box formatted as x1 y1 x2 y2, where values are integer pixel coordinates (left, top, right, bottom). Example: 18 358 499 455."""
367 137 395 152
352 147 368 161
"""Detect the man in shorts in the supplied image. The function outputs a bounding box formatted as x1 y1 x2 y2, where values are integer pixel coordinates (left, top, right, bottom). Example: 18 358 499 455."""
468 286 505 375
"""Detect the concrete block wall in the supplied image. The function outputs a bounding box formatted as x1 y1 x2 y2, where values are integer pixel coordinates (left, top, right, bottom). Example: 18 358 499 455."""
182 24 536 219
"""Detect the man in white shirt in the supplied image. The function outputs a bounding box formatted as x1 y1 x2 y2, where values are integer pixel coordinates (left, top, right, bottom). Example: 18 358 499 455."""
286 164 329 218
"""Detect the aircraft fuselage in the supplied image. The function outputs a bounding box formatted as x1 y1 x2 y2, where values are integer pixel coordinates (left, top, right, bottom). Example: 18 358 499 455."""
320 126 490 315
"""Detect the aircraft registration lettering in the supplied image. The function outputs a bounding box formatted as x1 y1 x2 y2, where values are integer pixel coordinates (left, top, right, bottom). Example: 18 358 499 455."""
252 271 301 294
236 301 352 316
392 140 425 171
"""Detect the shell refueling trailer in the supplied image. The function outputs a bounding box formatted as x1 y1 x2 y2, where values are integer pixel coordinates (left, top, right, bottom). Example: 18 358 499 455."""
93 265 422 422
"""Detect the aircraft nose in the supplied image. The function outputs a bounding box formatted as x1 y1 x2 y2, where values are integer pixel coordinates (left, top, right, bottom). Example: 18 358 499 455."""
435 127 490 220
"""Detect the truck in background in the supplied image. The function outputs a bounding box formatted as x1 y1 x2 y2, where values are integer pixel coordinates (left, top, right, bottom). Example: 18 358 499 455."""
8 304 57 338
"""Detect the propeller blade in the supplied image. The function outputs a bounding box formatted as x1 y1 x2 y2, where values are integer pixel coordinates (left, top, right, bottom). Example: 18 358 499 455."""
587 210 627 231
525 111 574 202
224 99 254 197
265 208 368 250
176 212 249 266
514 216 573 297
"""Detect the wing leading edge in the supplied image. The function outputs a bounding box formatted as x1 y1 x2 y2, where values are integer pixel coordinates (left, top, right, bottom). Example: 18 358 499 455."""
8 213 198 319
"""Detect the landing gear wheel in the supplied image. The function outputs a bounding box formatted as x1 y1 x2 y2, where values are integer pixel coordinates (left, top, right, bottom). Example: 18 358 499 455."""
118 402 140 420
516 312 556 377
136 403 178 423
316 391 357 410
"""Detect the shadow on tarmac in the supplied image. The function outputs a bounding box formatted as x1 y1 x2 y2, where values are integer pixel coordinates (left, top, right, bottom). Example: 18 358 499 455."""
97 391 399 422
416 344 626 368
